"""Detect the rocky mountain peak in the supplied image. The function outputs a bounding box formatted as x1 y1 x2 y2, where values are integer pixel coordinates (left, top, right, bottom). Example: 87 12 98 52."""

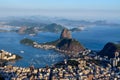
60 28 71 39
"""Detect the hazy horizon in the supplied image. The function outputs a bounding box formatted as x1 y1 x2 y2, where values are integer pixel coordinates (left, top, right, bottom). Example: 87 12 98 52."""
0 0 120 20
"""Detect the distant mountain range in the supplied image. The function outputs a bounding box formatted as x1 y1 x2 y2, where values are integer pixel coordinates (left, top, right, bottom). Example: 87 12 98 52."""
1 16 120 27
16 23 65 34
0 16 120 34
16 23 83 34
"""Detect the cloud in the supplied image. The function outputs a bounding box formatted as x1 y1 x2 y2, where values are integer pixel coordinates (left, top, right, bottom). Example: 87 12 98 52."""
0 7 120 20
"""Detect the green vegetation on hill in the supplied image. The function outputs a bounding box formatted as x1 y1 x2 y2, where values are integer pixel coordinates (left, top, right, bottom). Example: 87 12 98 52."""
42 39 61 46
17 23 65 34
20 38 35 46
15 54 22 60
118 61 120 67
54 60 79 67
41 23 65 32
99 42 120 58
115 43 120 50
0 74 4 80
24 27 38 34
57 38 80 47
67 60 79 66
56 38 84 52
70 28 82 32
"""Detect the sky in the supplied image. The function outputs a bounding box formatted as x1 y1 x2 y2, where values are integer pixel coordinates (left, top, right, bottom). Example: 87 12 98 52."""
0 0 120 20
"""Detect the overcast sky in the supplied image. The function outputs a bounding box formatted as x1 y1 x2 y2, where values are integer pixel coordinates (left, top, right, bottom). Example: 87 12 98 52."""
0 0 120 20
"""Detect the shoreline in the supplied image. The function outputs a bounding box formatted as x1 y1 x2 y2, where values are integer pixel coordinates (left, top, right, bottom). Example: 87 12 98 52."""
0 52 120 80
21 38 86 55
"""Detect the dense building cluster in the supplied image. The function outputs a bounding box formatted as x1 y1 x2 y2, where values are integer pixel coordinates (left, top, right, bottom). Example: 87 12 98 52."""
0 50 16 61
0 51 120 80
33 43 56 50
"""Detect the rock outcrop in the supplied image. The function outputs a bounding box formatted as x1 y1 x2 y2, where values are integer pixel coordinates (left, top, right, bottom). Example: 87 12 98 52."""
60 28 71 39
98 42 120 58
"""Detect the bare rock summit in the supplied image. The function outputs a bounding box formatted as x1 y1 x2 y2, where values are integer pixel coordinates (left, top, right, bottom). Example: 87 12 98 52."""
60 28 71 39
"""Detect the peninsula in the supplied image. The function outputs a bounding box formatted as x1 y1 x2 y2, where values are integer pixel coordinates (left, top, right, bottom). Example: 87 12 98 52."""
0 50 22 61
0 50 22 67
20 28 85 55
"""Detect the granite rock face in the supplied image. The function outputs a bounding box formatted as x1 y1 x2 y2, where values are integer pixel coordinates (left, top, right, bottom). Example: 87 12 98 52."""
60 28 71 39
98 42 120 58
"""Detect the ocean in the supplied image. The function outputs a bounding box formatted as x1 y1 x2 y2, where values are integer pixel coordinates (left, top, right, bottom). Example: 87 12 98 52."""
0 25 120 68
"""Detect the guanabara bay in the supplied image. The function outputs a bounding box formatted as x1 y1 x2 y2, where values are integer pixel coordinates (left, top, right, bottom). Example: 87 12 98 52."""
0 0 120 80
